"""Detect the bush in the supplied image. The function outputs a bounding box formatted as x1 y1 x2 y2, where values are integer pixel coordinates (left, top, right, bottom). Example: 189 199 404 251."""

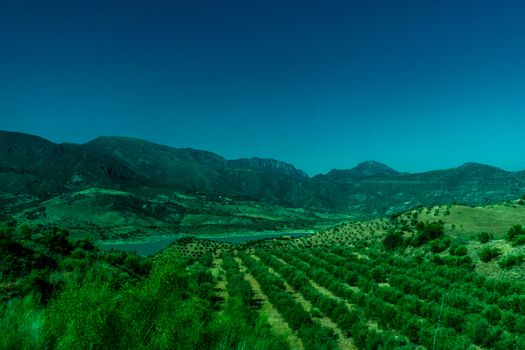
511 235 525 246
383 230 404 249
479 247 501 263
507 225 525 242
483 304 502 325
477 232 494 243
450 245 468 256
413 221 445 246
498 254 524 269
430 237 452 253
38 228 74 255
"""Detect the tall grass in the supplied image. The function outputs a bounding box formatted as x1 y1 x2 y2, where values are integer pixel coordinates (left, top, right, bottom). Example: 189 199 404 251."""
0 294 45 349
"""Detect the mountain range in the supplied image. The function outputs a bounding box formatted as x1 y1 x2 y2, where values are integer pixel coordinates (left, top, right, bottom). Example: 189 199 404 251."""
2 130 525 220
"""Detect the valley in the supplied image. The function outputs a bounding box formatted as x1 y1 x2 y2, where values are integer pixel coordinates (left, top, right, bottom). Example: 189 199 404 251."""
1 198 524 349
1 131 525 349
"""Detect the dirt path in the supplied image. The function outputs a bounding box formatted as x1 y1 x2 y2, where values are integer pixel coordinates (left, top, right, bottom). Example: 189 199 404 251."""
253 254 356 350
211 252 228 303
234 256 304 350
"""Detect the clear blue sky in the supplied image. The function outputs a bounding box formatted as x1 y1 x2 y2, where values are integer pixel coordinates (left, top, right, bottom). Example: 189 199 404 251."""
1 0 525 175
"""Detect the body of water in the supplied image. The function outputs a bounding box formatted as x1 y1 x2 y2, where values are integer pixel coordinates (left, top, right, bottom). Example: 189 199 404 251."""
98 232 311 256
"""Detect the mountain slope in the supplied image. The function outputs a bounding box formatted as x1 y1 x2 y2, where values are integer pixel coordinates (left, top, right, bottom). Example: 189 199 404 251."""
228 157 309 180
84 136 227 192
313 160 400 183
83 136 318 207
2 130 525 219
0 131 140 197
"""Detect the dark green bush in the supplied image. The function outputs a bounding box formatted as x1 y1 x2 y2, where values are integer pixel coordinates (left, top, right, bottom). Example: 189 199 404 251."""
450 245 468 256
479 247 501 263
38 228 74 255
477 232 494 243
511 235 525 246
507 225 524 240
498 254 524 269
483 304 502 325
413 221 445 246
383 230 404 249
430 237 451 253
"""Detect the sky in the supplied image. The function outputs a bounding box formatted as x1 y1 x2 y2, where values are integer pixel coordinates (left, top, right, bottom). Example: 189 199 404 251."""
1 0 525 176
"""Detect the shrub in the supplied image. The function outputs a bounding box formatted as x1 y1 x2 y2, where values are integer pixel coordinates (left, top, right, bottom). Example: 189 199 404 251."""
370 266 387 283
511 235 525 246
22 270 55 304
477 232 494 243
483 304 502 325
383 230 404 249
430 237 451 253
450 245 468 256
507 225 525 243
413 221 445 246
479 247 501 263
75 236 96 251
498 254 524 269
507 225 522 240
38 228 73 255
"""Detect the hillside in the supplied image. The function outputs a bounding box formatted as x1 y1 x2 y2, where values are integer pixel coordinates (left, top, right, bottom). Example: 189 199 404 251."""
2 200 524 349
2 130 525 231
83 135 319 208
312 160 401 182
0 131 142 216
314 162 525 216
10 187 347 241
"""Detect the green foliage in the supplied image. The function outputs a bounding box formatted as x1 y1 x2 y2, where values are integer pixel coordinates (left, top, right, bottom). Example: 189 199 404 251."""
483 304 502 325
38 227 74 255
413 221 445 246
430 237 452 253
449 245 468 256
0 295 45 350
512 234 525 246
43 250 217 349
507 225 524 240
45 280 119 349
382 230 404 249
498 254 524 269
477 231 493 243
3 220 525 350
479 247 502 262
507 224 525 246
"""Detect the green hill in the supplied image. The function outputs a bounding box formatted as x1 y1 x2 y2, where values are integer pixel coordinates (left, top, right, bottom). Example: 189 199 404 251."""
2 200 524 349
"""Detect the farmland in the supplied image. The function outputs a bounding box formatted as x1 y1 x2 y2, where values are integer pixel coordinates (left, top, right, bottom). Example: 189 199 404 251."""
1 201 525 349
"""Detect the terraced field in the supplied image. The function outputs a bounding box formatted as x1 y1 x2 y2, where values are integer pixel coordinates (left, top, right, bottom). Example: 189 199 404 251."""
169 232 525 350
2 202 525 349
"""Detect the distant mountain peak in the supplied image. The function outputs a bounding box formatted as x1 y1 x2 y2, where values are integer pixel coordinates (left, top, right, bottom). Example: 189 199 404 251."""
459 162 499 169
352 160 399 175
313 160 399 183
451 162 507 176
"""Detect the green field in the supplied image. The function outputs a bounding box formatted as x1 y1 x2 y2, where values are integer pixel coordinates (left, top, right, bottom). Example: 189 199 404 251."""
1 201 525 349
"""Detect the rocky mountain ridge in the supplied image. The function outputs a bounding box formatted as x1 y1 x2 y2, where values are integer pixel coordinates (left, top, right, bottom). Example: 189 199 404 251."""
2 130 525 218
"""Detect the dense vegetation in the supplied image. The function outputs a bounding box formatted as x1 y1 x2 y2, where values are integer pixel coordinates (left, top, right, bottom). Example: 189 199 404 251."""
1 218 524 349
0 221 286 349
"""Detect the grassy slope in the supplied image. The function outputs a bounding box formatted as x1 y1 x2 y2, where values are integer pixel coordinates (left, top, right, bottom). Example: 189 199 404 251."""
417 201 525 239
11 187 352 241
2 198 525 349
